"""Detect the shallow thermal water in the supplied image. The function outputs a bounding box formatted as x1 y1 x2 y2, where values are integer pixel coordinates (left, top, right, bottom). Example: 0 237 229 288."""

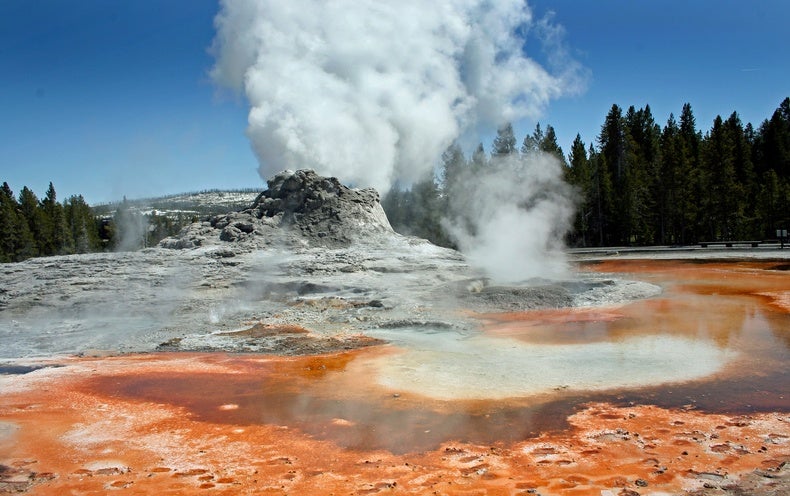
364 330 732 400
360 259 789 402
85 259 790 454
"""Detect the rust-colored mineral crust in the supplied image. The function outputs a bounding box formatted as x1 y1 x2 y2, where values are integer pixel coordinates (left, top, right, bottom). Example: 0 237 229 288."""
0 352 787 495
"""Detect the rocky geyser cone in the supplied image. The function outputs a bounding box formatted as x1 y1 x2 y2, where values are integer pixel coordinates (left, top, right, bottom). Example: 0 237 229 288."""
161 169 393 249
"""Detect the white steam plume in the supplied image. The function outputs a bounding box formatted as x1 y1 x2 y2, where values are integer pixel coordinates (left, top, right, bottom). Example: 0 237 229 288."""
211 0 584 192
444 152 576 282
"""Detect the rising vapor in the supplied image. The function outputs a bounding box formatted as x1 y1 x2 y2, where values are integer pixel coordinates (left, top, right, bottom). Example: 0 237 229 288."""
211 0 584 191
444 152 576 282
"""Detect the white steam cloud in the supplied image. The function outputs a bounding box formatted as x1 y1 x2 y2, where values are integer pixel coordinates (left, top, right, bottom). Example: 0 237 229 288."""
211 0 585 282
444 152 575 282
211 0 584 191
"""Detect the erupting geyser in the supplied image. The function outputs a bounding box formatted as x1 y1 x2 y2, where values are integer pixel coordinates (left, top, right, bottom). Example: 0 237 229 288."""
211 0 587 281
211 0 585 190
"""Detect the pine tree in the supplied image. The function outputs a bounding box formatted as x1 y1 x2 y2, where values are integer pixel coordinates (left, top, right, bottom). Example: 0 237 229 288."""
520 123 543 155
678 103 704 242
660 114 683 243
679 103 702 159
757 169 781 237
381 189 401 227
3 185 36 261
757 98 790 179
589 145 614 246
623 105 661 244
18 187 43 257
598 104 629 244
440 143 466 194
492 122 517 157
567 135 589 185
600 105 626 181
381 175 451 248
409 177 451 247
64 195 99 253
539 125 567 167
470 142 488 173
40 182 72 255
38 184 55 255
0 183 20 262
754 98 790 236
566 135 592 246
723 112 757 238
701 115 740 240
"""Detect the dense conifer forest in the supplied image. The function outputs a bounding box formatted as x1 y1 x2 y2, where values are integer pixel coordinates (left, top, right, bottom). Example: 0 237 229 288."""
2 97 789 262
384 97 790 248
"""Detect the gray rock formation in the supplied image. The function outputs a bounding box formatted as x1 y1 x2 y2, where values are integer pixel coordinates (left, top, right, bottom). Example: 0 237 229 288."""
160 169 392 250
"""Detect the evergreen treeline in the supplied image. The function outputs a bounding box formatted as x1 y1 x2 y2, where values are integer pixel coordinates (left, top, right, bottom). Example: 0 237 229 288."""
384 97 790 248
0 183 189 262
0 182 100 262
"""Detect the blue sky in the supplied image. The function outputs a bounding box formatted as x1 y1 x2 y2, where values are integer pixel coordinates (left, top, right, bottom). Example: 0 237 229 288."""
0 0 255 204
525 0 789 158
1 1 788 204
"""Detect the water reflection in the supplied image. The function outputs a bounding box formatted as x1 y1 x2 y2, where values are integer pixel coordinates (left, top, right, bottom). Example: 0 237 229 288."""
90 358 571 454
